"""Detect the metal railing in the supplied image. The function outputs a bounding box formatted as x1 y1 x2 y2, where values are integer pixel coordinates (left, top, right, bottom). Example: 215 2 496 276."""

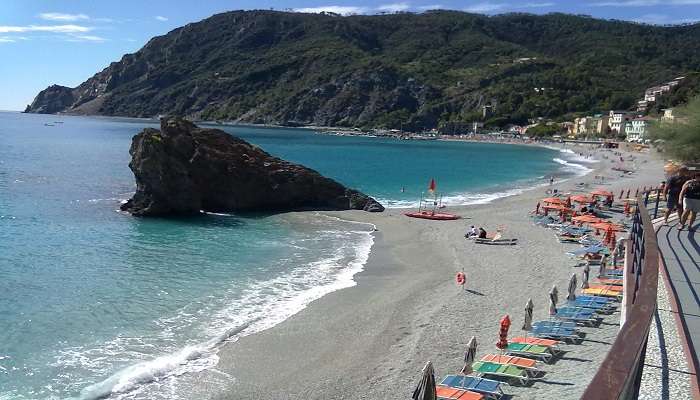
581 196 659 400
643 188 663 220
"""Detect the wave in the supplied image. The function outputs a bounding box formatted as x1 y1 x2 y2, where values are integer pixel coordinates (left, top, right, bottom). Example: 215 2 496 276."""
552 157 594 176
74 221 375 400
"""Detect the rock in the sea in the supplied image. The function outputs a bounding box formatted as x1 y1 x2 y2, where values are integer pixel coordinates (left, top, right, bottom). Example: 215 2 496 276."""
120 117 384 216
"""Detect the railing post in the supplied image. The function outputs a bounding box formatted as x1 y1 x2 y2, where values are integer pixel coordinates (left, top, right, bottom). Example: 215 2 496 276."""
653 189 661 220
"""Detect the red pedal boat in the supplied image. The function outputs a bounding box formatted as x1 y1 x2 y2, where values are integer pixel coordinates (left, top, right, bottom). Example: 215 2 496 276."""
404 178 461 220
404 211 461 220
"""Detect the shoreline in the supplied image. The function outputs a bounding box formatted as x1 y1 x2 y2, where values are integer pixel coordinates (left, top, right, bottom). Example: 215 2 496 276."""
189 144 666 399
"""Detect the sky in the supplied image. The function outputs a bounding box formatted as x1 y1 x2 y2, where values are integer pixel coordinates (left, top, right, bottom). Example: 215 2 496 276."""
2 0 700 111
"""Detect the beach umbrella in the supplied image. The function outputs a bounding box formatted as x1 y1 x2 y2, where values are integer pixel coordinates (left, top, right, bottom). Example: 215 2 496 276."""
542 197 565 205
522 298 534 332
496 315 511 350
619 189 624 200
626 189 630 198
412 361 437 400
428 178 436 194
549 290 558 316
582 264 591 289
460 336 478 375
565 196 572 209
634 188 639 197
567 273 577 301
535 202 540 215
550 285 559 305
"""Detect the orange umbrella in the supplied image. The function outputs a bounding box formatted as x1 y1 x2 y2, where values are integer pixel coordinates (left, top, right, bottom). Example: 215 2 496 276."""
570 195 594 204
590 222 626 232
542 197 566 205
543 205 574 214
590 190 614 198
572 215 604 224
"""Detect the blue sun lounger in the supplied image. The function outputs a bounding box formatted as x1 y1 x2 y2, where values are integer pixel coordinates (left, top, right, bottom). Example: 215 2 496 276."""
555 307 599 325
576 295 614 305
567 244 610 256
440 375 505 400
532 320 578 331
532 324 581 342
567 298 615 312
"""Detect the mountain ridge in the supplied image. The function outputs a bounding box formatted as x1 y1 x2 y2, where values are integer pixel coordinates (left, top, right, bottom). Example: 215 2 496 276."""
25 10 700 130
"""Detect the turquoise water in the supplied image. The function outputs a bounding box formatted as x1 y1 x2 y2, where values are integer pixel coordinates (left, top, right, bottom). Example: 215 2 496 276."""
0 112 587 399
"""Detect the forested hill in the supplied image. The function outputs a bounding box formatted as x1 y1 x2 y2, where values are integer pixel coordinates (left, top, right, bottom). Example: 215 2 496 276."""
25 10 700 130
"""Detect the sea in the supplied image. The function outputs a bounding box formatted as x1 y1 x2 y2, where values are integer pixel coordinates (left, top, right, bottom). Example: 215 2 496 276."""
0 112 595 399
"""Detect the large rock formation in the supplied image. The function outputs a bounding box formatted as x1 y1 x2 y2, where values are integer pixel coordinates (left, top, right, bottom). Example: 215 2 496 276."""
24 85 74 114
120 118 384 216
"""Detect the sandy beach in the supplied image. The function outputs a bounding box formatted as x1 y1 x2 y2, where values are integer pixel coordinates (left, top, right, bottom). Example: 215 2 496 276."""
193 143 667 400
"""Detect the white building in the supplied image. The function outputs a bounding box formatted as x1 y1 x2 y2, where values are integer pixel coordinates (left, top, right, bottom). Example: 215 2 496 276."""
662 108 675 122
608 110 630 133
625 117 653 142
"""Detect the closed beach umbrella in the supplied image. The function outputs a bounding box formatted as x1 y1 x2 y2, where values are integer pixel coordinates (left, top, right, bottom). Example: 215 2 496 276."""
412 361 437 400
535 202 540 215
522 298 534 332
496 315 511 350
582 264 590 289
461 336 478 375
598 259 606 278
567 273 577 301
549 286 558 316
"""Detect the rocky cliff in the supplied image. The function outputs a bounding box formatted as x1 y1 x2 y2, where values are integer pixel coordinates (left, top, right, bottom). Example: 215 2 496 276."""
25 10 700 129
120 117 384 216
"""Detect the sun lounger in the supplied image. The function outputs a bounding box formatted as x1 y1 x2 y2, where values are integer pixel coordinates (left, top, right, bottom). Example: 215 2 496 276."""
480 354 541 376
511 336 559 349
555 307 600 325
532 320 577 330
576 295 613 304
471 361 530 385
439 375 504 400
505 343 553 363
531 324 581 342
596 278 623 286
437 385 485 400
567 298 615 312
587 284 623 292
582 287 623 298
473 238 518 245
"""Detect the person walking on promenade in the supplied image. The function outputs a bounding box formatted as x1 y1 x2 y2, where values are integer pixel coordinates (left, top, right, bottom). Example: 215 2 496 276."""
678 171 700 232
664 166 690 225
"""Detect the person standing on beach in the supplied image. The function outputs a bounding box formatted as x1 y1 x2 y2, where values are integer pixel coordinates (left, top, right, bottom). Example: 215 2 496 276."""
549 176 554 185
679 172 700 232
664 167 689 224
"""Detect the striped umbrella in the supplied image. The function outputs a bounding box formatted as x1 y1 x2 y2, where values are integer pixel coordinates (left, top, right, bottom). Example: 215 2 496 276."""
549 286 558 316
460 336 478 375
412 361 437 400
567 273 577 301
522 298 534 332
582 264 590 289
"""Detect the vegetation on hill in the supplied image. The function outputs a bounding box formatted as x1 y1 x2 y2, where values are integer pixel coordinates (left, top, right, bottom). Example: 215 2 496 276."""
650 95 700 162
25 10 700 131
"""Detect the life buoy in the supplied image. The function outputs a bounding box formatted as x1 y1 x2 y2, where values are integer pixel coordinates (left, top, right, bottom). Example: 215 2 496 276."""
456 272 466 285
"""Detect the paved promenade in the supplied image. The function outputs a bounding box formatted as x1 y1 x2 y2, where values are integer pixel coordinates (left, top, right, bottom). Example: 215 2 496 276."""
654 221 700 397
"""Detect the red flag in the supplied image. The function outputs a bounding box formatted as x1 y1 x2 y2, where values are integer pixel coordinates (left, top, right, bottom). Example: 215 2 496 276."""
428 178 436 193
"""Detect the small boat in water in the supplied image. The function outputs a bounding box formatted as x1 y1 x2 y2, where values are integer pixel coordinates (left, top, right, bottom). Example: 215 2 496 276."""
404 178 461 221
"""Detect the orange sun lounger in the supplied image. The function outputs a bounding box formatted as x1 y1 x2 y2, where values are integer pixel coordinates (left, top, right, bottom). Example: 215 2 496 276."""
587 284 623 292
436 385 485 400
582 287 622 298
597 278 623 286
480 354 538 369
511 336 559 348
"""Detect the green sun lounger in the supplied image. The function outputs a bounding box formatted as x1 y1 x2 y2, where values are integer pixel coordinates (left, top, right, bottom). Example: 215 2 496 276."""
505 343 554 363
471 361 530 385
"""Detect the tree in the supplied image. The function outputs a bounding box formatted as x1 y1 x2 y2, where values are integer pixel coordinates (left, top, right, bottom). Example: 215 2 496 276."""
649 95 700 162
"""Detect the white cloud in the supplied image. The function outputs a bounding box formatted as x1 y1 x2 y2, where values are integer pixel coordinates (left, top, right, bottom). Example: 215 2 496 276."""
0 24 92 33
520 2 555 7
39 12 89 21
464 2 507 13
377 2 411 12
633 13 699 24
155 16 169 21
294 6 370 15
417 4 444 10
65 34 107 42
0 37 15 43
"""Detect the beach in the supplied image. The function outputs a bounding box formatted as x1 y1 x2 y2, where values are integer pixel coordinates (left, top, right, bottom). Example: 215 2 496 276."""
200 144 667 400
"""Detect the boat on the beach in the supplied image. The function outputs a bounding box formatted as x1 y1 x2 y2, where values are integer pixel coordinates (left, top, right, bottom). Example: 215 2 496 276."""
404 178 461 220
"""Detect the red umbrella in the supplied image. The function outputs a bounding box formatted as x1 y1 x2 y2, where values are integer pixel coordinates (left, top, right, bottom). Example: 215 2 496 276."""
496 315 511 350
570 195 594 204
565 197 572 208
428 178 436 194
542 197 566 205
